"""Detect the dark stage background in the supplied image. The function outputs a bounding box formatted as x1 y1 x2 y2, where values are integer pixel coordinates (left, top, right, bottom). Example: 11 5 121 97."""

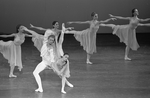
0 0 150 33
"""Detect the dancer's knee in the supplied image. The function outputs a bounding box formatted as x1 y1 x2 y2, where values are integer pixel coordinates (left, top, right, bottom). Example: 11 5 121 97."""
33 71 38 76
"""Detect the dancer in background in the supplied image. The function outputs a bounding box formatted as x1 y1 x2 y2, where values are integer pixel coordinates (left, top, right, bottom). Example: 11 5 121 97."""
33 34 73 94
67 12 115 64
102 8 150 60
0 25 33 77
30 21 60 44
30 21 73 48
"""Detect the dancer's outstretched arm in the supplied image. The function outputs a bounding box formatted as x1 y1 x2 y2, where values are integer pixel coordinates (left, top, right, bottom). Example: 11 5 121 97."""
23 26 40 37
99 18 116 23
62 23 75 34
139 18 150 22
100 23 116 28
67 21 90 24
0 33 15 37
138 23 150 26
30 24 47 31
65 27 74 31
24 33 34 37
109 14 131 20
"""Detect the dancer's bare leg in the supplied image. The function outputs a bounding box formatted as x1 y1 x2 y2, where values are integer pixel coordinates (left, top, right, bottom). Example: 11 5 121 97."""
61 76 66 94
9 64 17 78
33 61 46 92
61 76 74 94
124 46 131 60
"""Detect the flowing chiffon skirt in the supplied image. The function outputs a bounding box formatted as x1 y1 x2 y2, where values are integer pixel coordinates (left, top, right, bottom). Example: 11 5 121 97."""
32 35 44 51
73 28 97 54
112 25 139 50
0 40 22 70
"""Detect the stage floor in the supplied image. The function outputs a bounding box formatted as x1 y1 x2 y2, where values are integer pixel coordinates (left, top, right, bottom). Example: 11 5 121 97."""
0 34 150 98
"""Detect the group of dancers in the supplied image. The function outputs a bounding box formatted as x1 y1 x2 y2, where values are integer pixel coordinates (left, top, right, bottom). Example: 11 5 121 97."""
0 8 150 94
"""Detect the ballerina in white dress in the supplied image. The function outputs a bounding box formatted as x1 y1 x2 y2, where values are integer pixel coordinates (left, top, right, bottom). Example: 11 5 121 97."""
101 8 150 60
0 25 33 77
67 12 115 64
55 53 73 94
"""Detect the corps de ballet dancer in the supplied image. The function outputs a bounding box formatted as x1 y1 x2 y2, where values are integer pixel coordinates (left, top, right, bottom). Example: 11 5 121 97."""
101 8 150 60
67 12 116 64
0 25 34 77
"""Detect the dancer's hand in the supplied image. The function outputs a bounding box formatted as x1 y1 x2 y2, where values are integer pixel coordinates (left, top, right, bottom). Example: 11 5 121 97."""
30 24 34 28
67 22 73 24
109 14 114 17
67 27 74 30
111 18 117 21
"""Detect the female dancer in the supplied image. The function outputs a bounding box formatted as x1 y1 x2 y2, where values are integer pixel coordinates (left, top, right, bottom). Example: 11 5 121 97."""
55 53 73 94
67 12 115 64
30 21 73 47
25 22 72 51
56 23 74 93
30 21 61 44
0 25 33 77
33 34 73 94
103 8 150 60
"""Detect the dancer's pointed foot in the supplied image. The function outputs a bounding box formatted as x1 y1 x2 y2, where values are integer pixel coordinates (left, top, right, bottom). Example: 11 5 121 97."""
35 88 43 93
67 82 74 88
9 74 17 78
61 90 66 94
86 61 92 64
124 57 131 61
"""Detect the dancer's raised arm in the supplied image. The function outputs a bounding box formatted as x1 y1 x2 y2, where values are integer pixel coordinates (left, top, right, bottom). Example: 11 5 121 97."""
30 24 47 31
23 26 39 36
109 14 131 20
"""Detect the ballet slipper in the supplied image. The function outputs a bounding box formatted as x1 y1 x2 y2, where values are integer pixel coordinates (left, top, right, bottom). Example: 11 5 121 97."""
35 88 43 93
61 90 66 94
124 57 131 61
86 61 92 64
9 74 17 78
67 83 74 88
